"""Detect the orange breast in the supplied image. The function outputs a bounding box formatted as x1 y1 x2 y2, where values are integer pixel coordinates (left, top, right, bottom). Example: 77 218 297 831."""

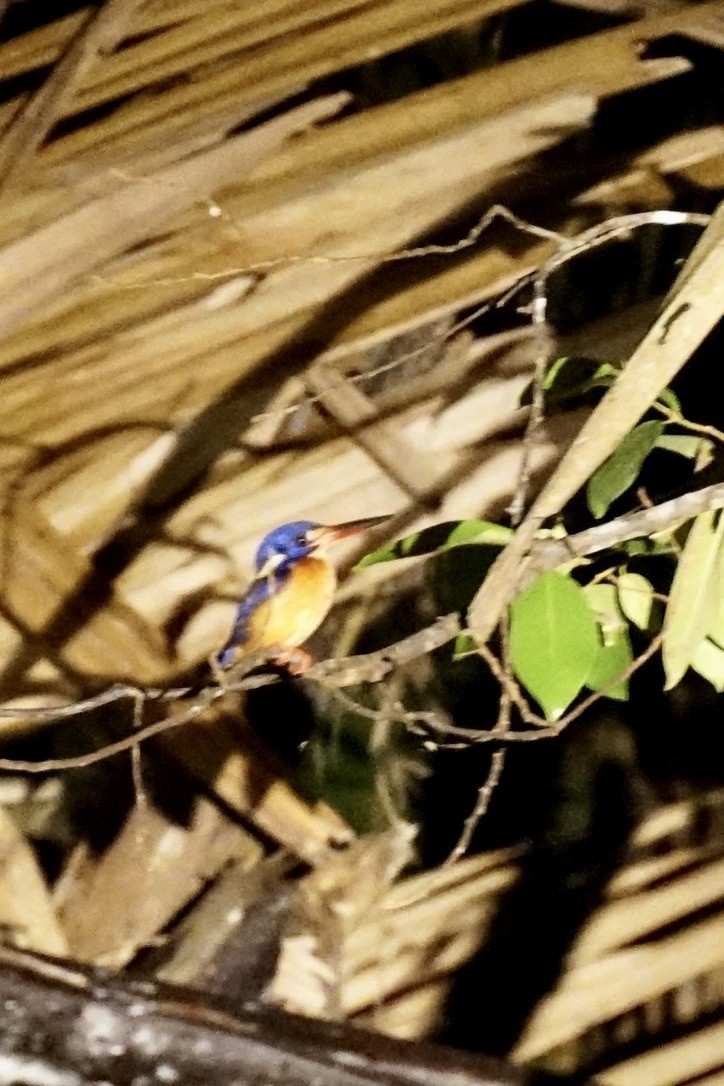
243 556 337 650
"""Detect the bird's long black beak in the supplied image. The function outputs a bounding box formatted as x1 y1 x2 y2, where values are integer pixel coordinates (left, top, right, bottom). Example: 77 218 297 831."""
310 515 391 548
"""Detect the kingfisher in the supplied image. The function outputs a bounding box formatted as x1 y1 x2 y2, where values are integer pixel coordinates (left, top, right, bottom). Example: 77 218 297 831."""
216 515 389 673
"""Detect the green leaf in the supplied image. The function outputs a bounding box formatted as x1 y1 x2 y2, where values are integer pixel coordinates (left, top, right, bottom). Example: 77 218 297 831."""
585 625 633 701
510 571 599 720
705 536 724 650
580 583 632 700
618 538 649 557
656 386 681 413
542 356 572 392
691 637 724 693
587 362 620 386
452 633 476 659
583 583 624 639
655 433 715 471
354 540 400 568
662 510 724 689
618 536 676 558
539 357 619 407
586 421 666 519
445 520 514 547
617 572 654 630
355 519 511 570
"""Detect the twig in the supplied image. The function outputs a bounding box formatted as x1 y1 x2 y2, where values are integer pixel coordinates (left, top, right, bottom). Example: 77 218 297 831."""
0 693 217 773
526 481 724 579
444 749 507 865
473 642 540 726
0 683 161 720
104 203 567 289
0 622 666 773
435 630 665 745
0 620 462 772
653 402 724 445
303 613 463 687
507 266 552 526
188 209 710 430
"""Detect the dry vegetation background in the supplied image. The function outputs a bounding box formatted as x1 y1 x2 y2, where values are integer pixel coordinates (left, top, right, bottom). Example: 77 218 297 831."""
0 0 723 1083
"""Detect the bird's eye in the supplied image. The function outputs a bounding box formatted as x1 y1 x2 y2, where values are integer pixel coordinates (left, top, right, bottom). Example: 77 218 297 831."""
296 534 307 547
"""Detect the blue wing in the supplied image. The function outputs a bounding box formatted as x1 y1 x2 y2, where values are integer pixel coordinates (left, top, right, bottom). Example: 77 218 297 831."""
216 558 335 668
216 567 290 667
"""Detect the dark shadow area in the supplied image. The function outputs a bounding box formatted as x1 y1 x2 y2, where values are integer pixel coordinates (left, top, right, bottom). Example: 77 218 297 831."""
429 651 723 1056
313 0 627 113
0 0 94 42
439 707 641 1055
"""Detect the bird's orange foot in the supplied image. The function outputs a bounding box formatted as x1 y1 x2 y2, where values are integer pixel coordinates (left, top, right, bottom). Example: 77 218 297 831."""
268 646 314 676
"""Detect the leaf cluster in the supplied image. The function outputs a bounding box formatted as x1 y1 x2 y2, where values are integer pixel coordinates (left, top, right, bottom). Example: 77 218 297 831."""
355 361 724 722
541 357 715 520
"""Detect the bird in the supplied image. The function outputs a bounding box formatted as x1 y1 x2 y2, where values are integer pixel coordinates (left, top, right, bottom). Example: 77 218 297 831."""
216 515 390 674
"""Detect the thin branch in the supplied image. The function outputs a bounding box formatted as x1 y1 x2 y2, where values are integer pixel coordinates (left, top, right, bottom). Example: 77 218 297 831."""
0 684 157 720
0 696 215 773
474 642 540 726
0 621 668 773
303 612 463 687
444 749 507 865
101 203 568 289
526 481 724 579
653 402 724 445
0 477 714 770
507 264 552 526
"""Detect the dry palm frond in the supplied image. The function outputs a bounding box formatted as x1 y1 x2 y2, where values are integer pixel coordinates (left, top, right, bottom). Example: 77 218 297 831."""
0 4 722 1084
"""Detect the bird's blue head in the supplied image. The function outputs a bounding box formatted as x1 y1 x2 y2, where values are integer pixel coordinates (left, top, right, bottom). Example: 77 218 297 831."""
255 520 318 574
254 515 391 578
